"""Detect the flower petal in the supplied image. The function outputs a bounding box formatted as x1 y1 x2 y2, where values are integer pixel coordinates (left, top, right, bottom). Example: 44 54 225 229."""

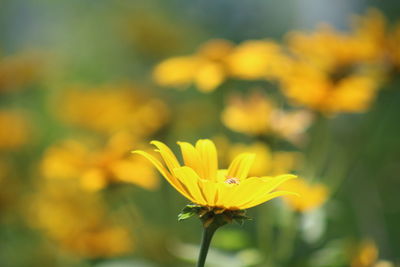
198 179 218 206
132 150 191 201
215 183 240 208
216 169 228 183
240 191 299 210
195 139 218 181
227 153 255 180
177 141 204 178
150 141 180 172
173 166 207 205
229 174 297 208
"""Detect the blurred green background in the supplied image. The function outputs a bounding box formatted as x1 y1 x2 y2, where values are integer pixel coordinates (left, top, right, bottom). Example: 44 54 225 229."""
1 0 400 266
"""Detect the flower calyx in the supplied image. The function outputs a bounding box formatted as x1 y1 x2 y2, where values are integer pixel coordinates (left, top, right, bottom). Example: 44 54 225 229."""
178 204 251 228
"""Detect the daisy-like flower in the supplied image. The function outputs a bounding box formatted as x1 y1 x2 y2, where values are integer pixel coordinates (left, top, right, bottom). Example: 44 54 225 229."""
134 139 298 267
133 139 297 211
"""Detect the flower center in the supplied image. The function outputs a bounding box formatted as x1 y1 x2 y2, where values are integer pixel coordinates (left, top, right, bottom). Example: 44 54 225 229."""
225 177 240 185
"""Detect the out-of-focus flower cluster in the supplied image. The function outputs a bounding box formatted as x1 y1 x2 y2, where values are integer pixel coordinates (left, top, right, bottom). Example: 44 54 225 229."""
57 85 169 136
154 9 400 116
29 180 133 258
41 132 159 192
1 4 399 267
221 90 314 144
34 84 170 256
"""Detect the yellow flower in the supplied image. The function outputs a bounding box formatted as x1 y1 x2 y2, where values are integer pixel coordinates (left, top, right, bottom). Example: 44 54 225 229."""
221 91 313 142
351 240 379 267
350 240 395 267
287 9 387 72
133 139 298 210
0 110 31 149
29 180 133 258
388 22 400 70
280 62 380 114
227 142 301 177
280 178 328 212
41 132 159 191
226 40 291 80
58 85 169 136
280 9 387 114
153 39 233 92
221 91 274 136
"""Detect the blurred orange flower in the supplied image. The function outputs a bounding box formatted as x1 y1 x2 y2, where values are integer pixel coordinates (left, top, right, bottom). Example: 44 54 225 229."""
41 132 159 191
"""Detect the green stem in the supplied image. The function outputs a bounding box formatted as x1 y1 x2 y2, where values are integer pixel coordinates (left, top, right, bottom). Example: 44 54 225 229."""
196 225 218 267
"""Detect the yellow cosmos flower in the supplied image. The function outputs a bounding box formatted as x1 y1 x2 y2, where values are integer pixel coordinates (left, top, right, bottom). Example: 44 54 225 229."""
133 139 298 210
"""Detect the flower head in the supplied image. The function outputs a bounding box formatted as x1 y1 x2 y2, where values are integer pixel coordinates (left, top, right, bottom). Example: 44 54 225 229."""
280 178 328 212
41 132 159 192
153 39 233 92
133 139 297 210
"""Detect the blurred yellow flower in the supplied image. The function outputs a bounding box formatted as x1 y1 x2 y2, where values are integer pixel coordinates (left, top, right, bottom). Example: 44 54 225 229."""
280 178 328 212
0 110 31 149
0 51 44 93
351 240 379 267
58 85 169 136
153 39 233 92
221 91 274 135
288 9 386 70
221 91 313 142
41 132 159 191
227 142 301 177
388 22 400 70
280 64 380 114
29 180 133 258
133 139 298 210
351 240 395 267
226 40 291 80
279 10 387 114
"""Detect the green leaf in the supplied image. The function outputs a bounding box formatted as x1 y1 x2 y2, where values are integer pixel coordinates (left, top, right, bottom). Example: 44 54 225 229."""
178 210 196 221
